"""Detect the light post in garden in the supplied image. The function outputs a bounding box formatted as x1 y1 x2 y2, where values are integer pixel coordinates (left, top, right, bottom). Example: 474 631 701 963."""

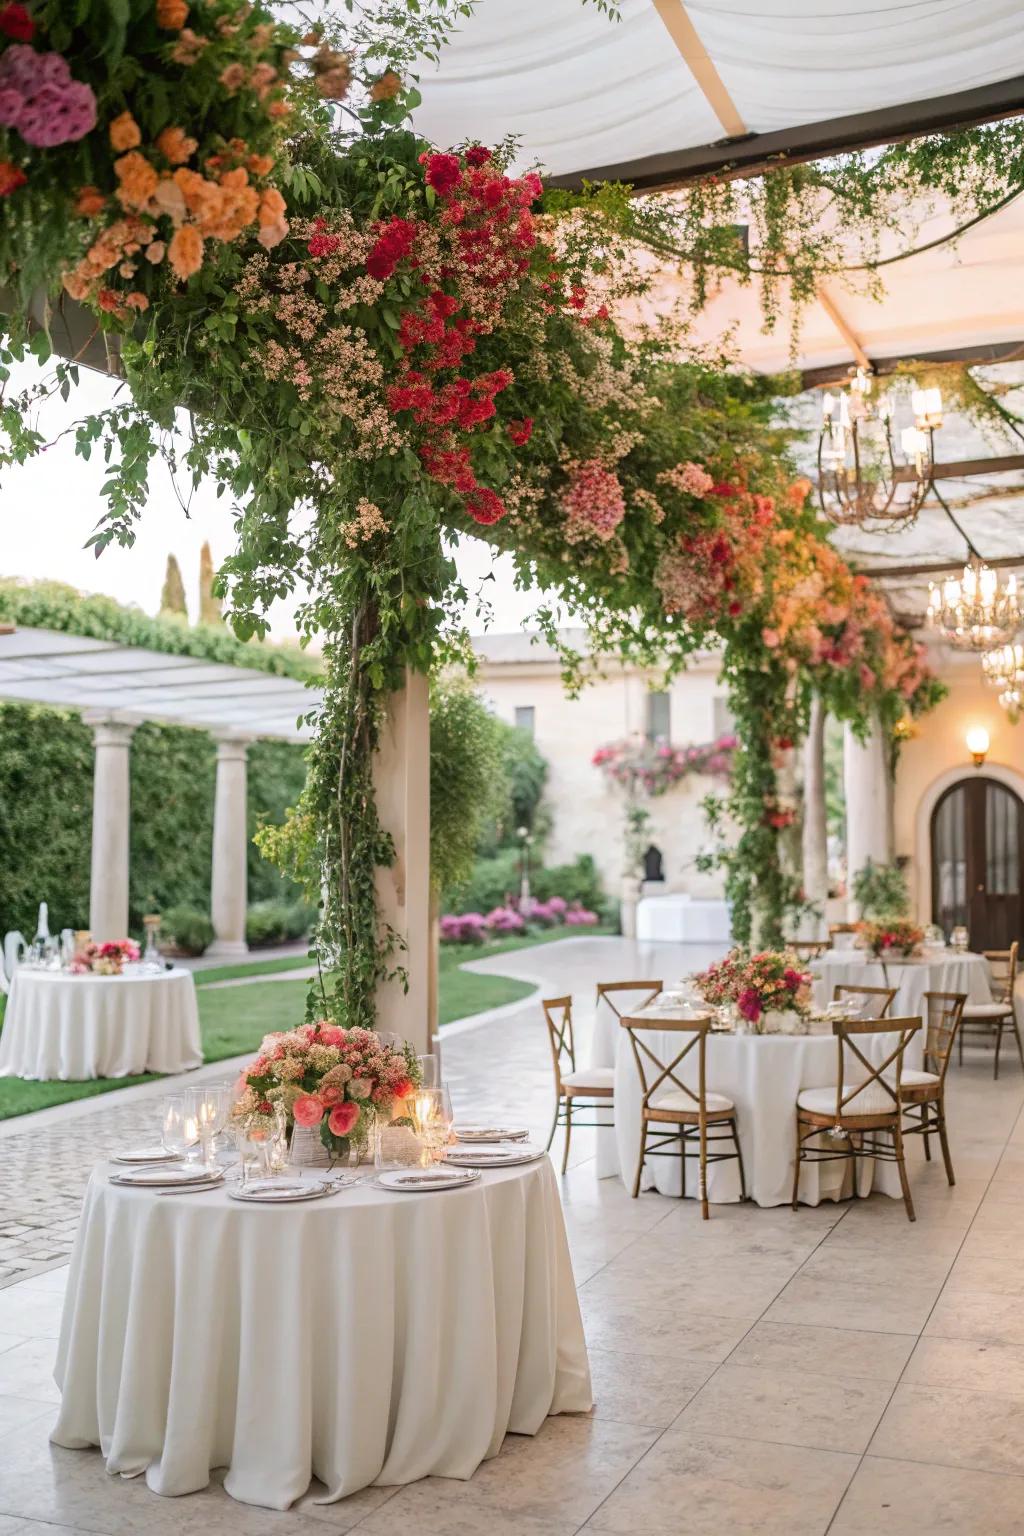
517 825 535 918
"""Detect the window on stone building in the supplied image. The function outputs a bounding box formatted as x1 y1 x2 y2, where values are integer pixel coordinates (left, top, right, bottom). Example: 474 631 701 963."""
514 705 535 736
712 696 736 738
646 690 671 742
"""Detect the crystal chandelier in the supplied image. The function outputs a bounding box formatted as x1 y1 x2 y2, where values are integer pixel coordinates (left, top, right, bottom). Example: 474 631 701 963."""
927 562 1022 651
817 369 941 531
981 642 1024 724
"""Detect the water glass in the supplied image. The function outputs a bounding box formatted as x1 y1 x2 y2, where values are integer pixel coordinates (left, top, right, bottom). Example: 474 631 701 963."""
951 925 969 953
162 1094 199 1160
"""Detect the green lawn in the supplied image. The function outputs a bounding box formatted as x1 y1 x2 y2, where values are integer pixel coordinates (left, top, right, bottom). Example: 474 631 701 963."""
0 931 605 1121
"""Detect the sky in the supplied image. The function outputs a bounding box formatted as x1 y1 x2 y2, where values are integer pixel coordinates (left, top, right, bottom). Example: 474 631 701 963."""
2 358 547 642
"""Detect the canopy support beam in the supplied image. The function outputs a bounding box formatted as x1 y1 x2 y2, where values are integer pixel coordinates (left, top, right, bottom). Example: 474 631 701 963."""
545 75 1024 191
651 0 746 139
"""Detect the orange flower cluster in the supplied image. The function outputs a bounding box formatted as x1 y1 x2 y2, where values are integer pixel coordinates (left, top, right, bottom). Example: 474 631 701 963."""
59 1 290 313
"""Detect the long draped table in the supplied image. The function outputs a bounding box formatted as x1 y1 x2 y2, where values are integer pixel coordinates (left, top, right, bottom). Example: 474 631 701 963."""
592 1007 924 1206
0 967 202 1080
810 947 991 1017
52 1157 592 1510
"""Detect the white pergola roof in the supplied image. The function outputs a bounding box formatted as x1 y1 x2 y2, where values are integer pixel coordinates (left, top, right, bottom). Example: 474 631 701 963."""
0 628 321 741
411 0 1024 185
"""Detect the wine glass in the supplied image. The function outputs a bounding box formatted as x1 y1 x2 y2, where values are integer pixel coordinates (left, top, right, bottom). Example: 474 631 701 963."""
162 1095 199 1161
412 1085 454 1162
187 1085 228 1170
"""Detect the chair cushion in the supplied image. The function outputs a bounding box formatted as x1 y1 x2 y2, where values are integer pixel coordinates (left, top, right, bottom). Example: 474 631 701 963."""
962 1002 1012 1019
651 1088 734 1115
900 1068 940 1088
562 1067 615 1091
797 1081 899 1117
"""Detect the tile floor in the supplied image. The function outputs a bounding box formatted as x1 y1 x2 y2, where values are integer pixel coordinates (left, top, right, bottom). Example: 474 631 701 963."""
2 935 1024 1534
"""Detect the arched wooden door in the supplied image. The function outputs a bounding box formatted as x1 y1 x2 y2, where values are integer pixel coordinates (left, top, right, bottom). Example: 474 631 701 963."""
931 777 1024 950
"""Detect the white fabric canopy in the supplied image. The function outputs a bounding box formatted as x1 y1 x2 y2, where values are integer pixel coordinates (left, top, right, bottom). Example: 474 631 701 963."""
412 0 1024 181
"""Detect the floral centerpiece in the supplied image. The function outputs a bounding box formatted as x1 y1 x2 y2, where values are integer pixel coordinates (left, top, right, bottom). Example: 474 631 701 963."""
233 1022 420 1161
69 938 140 975
859 920 924 959
693 948 812 1032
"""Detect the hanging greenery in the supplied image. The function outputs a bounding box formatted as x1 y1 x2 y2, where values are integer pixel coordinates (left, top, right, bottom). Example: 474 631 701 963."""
0 0 948 1016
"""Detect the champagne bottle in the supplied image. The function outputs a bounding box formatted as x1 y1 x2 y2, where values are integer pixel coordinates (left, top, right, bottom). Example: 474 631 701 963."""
34 901 50 945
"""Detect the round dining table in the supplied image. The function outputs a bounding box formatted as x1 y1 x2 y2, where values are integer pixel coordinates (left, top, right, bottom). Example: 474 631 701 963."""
592 1006 924 1206
52 1156 592 1511
0 966 202 1080
810 946 992 1018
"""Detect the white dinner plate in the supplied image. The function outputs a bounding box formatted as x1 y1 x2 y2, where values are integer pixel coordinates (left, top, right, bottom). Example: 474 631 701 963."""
445 1144 545 1168
454 1125 529 1143
110 1146 182 1165
227 1179 335 1204
110 1164 224 1188
376 1167 481 1193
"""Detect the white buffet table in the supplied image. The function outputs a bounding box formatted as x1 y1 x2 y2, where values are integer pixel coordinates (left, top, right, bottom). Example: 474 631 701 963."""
635 894 732 943
593 1006 923 1206
0 967 202 1080
811 948 992 1018
52 1157 592 1510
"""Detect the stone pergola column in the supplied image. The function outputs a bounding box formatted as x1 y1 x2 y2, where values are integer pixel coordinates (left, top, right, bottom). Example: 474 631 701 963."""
84 715 135 942
208 735 252 958
802 695 829 931
373 669 431 1056
843 713 892 916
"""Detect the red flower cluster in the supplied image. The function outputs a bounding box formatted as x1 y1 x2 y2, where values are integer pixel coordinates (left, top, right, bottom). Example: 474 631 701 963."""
365 215 416 280
306 217 340 258
0 159 26 196
370 147 548 525
0 4 33 40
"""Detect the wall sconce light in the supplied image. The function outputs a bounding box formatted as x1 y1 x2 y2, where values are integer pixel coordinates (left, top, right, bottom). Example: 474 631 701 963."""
966 725 990 769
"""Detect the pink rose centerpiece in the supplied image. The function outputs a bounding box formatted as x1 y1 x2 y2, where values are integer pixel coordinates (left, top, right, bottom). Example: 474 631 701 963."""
859 920 924 960
693 948 812 1033
233 1022 421 1160
69 938 140 976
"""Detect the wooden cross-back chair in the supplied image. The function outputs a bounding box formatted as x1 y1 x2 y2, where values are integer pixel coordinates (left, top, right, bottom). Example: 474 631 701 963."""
792 1016 921 1221
541 996 614 1173
620 1014 745 1220
900 991 966 1186
833 983 897 1018
790 940 828 960
959 942 1022 1079
595 979 663 1023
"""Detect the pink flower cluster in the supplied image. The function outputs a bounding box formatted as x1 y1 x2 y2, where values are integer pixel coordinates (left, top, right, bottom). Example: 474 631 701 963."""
69 937 140 976
0 45 96 147
657 461 715 498
693 949 812 1023
560 459 626 544
593 735 736 797
235 1022 417 1151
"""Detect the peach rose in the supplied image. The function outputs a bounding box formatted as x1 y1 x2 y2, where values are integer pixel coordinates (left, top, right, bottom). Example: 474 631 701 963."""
257 186 285 223
248 153 275 178
328 1102 360 1138
114 151 158 211
257 218 288 249
155 126 198 166
74 185 105 218
156 0 188 27
293 1094 324 1128
125 292 149 312
219 63 246 93
109 112 141 152
145 241 166 264
152 176 188 223
167 223 203 280
369 71 402 103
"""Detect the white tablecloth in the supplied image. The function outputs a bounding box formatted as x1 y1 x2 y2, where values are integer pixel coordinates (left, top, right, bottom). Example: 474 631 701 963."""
52 1158 592 1510
0 968 202 1080
635 895 732 943
811 949 991 1018
593 1007 923 1206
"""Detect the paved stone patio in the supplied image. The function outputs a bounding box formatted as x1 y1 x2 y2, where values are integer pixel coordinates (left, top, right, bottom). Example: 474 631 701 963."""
3 936 1024 1533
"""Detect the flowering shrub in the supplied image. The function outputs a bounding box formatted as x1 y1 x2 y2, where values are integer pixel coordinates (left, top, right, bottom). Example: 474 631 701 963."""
233 1022 420 1159
593 734 736 796
69 937 140 976
564 904 599 927
858 920 924 959
483 905 525 934
439 912 488 944
693 948 812 1025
